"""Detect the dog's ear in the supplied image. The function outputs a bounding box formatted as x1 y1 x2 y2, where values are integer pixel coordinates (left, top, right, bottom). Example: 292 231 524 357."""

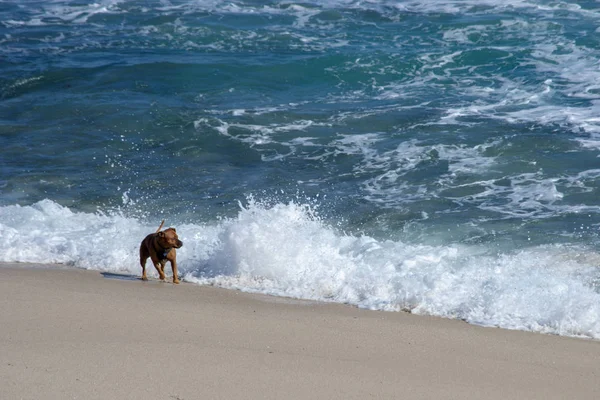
158 231 165 237
171 228 177 232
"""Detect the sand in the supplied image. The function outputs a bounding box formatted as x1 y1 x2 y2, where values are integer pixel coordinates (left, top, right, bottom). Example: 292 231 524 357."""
1 263 599 400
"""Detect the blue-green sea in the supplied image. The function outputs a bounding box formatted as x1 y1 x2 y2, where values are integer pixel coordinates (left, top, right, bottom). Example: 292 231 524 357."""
2 0 600 338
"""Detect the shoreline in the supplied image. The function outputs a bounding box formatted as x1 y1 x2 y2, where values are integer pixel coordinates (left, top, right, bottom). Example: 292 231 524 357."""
2 263 599 399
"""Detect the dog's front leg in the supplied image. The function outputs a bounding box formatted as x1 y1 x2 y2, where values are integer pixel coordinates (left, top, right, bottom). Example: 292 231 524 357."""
150 257 166 281
170 258 180 284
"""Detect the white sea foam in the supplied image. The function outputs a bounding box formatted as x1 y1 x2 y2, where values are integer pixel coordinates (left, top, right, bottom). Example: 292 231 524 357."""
196 116 331 161
140 0 600 21
357 139 499 207
419 13 600 139
447 171 600 218
1 199 599 339
2 0 125 26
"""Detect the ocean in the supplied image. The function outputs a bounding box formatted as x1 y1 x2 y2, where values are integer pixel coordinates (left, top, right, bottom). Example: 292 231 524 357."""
1 0 600 339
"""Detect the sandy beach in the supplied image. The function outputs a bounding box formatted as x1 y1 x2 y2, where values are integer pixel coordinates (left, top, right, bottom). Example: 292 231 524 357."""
1 263 598 400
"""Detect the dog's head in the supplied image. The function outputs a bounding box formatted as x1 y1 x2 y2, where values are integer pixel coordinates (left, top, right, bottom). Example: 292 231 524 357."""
157 227 183 249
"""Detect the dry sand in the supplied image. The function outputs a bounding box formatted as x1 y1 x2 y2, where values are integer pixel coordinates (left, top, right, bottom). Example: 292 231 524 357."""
1 263 599 400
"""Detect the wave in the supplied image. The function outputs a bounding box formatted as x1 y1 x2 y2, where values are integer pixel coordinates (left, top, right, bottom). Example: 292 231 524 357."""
1 198 599 339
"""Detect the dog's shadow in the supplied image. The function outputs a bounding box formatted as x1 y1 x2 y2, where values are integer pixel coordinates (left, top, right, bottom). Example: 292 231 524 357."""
101 272 142 281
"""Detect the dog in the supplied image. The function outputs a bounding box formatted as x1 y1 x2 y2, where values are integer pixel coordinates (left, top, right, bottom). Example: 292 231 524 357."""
139 220 183 284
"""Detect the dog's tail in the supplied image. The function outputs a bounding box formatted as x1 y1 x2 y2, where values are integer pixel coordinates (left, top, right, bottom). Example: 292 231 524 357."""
155 220 165 233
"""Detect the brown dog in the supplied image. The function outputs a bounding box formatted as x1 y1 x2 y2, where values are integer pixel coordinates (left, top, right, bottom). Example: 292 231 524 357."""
140 220 183 284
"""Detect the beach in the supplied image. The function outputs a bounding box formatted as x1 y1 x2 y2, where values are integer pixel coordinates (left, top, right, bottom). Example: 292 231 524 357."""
1 264 598 400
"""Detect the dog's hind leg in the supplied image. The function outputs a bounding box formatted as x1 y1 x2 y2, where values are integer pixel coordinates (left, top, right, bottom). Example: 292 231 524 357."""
140 247 149 281
140 256 150 281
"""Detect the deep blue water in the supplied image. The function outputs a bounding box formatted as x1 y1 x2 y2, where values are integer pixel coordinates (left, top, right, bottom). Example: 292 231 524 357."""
1 0 600 338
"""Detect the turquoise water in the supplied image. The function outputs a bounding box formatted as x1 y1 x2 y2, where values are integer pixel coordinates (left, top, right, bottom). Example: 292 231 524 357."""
1 0 600 338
